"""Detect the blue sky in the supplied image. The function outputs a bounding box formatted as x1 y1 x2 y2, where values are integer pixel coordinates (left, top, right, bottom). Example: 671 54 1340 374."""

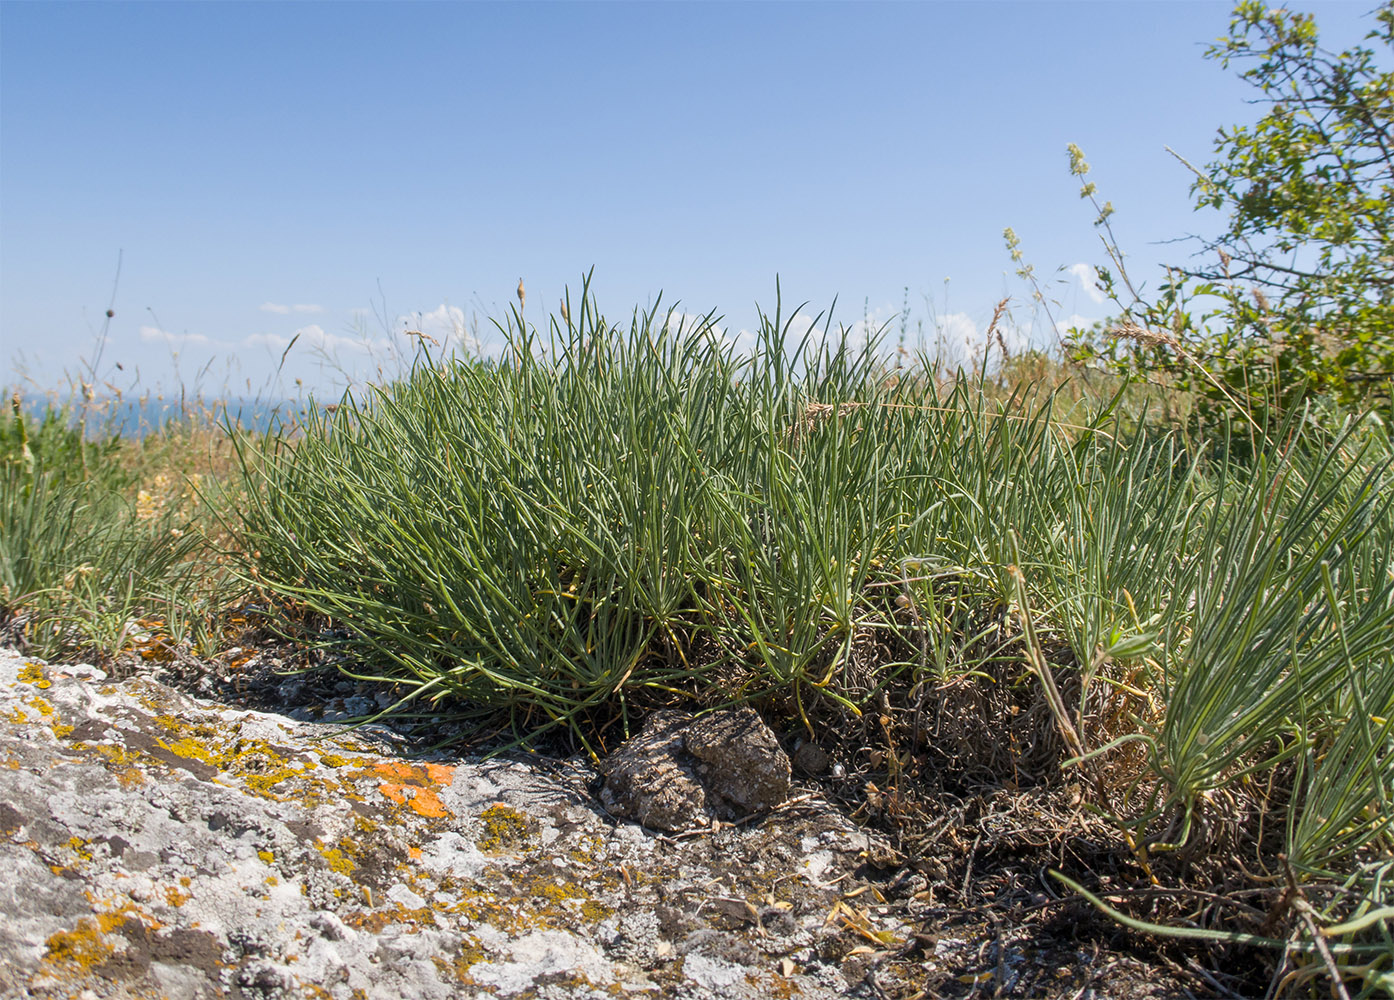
0 1 1382 398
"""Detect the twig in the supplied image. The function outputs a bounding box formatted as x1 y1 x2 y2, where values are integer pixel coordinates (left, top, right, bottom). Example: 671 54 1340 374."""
1297 901 1352 1000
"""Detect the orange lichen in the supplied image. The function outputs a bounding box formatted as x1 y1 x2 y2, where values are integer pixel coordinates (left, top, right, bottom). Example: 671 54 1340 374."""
345 905 438 933
368 761 455 818
43 919 115 971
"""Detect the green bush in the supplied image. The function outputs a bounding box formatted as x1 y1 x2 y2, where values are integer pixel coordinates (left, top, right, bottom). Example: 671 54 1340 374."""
1070 1 1394 440
234 281 1394 985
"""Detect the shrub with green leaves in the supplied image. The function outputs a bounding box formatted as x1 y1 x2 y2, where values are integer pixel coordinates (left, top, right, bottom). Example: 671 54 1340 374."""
1069 1 1393 437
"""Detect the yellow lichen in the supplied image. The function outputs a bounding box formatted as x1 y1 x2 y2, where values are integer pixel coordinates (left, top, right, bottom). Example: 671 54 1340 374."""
432 937 487 982
317 840 358 878
476 804 533 852
525 875 613 925
580 898 614 924
41 908 148 972
81 743 148 788
159 733 310 798
18 662 51 689
89 744 140 766
258 850 276 864
533 880 584 904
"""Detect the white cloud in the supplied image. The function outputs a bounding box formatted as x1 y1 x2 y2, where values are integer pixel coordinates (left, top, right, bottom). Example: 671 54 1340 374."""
259 302 323 315
140 325 211 348
1067 263 1106 305
397 304 480 355
244 324 388 356
909 310 1049 369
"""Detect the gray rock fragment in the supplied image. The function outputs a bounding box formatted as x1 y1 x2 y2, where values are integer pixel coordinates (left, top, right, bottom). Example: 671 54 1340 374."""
791 737 831 776
685 705 791 818
600 705 791 831
598 710 706 831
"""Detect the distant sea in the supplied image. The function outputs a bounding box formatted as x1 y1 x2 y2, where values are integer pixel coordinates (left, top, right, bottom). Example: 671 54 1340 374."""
13 395 305 439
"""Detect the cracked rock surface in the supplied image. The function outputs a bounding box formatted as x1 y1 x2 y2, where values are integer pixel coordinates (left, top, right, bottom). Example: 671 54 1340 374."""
598 707 792 833
0 648 897 1000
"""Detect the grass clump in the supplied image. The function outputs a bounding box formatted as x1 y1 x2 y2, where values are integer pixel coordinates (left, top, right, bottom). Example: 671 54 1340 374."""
228 282 1394 991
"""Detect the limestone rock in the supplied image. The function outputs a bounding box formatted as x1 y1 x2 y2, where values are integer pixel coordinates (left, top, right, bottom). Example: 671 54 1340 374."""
0 648 896 1000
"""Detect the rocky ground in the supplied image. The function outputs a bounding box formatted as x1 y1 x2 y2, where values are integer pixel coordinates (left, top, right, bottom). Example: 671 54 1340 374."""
0 644 1219 999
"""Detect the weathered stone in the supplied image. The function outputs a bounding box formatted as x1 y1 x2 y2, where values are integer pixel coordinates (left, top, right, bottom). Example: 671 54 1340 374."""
598 710 706 831
598 707 793 832
0 648 902 999
684 706 791 818
791 737 831 776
